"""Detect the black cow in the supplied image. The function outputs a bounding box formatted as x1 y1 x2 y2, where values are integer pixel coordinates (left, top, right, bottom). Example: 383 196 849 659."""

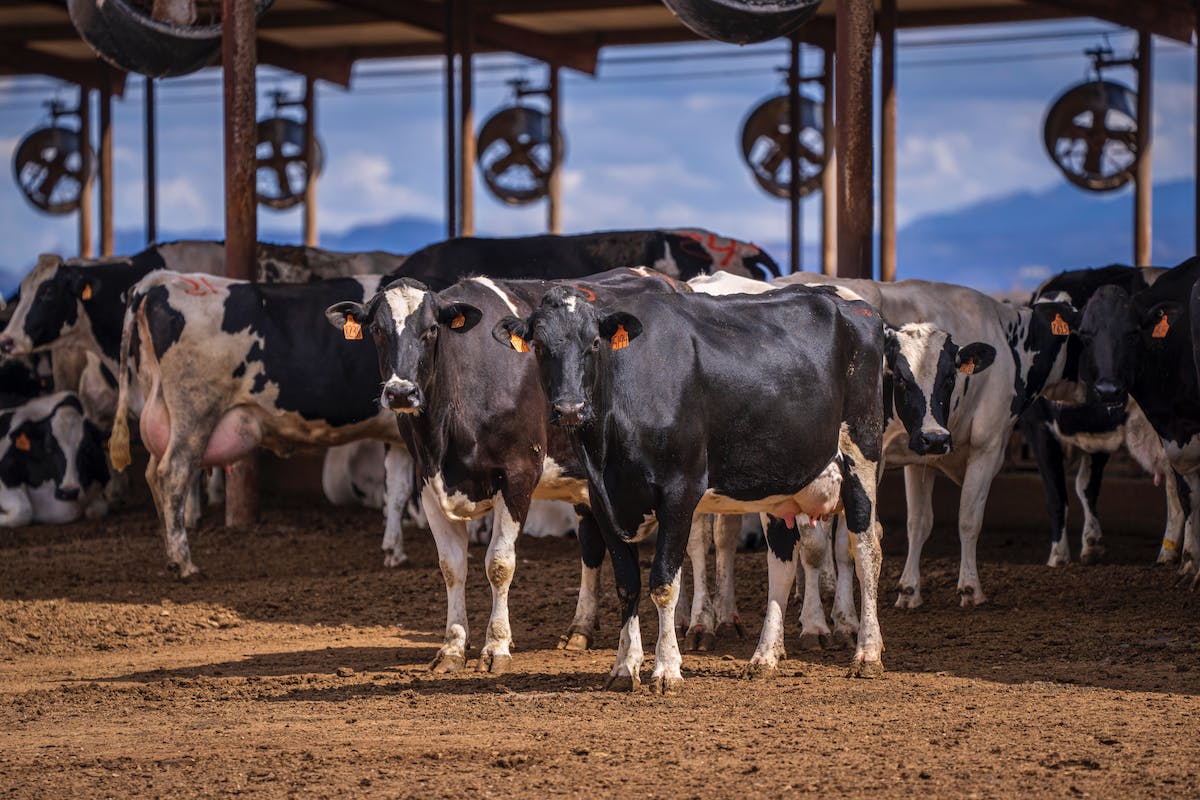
495 285 886 692
1073 257 1200 585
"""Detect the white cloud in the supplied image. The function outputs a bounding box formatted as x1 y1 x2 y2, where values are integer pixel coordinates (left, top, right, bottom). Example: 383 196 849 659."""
317 150 439 232
158 176 212 229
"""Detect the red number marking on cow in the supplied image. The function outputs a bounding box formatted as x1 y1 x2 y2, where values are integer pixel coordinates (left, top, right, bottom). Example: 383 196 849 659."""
177 276 218 296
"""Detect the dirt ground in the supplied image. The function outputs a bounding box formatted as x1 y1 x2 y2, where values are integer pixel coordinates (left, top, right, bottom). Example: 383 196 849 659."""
2 490 1199 799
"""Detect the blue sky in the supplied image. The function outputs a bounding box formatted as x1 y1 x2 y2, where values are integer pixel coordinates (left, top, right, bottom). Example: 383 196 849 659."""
0 19 1195 286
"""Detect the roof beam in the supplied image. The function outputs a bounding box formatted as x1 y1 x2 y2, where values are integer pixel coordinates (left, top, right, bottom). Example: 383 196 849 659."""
1027 0 1195 43
0 44 126 94
324 0 599 74
257 39 354 87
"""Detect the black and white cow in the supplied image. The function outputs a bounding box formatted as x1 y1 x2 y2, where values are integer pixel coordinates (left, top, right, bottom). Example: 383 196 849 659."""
392 228 779 290
326 269 690 673
1022 265 1183 567
109 272 412 578
774 272 1077 608
1071 257 1200 585
0 392 109 526
495 284 887 692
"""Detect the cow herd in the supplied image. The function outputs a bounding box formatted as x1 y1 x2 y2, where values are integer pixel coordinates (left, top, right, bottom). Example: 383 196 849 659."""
0 228 1197 693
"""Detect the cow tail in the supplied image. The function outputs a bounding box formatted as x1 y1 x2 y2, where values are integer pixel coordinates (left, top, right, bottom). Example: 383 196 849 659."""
108 295 139 473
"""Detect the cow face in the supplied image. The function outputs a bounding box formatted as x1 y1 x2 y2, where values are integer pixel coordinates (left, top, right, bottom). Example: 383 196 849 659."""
325 280 482 415
0 395 102 501
884 323 996 455
1075 285 1140 406
0 256 98 355
493 286 642 429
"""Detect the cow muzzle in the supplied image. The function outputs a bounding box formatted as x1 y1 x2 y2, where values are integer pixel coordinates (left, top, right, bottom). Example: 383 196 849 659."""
1092 380 1125 406
382 380 422 413
55 484 81 502
551 400 589 429
911 428 952 456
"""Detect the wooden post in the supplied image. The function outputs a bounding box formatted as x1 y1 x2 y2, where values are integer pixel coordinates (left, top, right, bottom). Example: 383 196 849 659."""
547 64 562 234
144 76 157 245
222 0 259 527
444 0 458 239
78 87 93 259
821 45 836 276
880 0 897 281
303 76 318 247
459 1 475 237
99 76 114 257
835 0 874 280
1134 30 1153 267
788 35 802 273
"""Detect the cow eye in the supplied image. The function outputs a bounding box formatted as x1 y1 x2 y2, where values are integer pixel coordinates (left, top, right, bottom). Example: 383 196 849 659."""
591 337 601 351
422 324 438 341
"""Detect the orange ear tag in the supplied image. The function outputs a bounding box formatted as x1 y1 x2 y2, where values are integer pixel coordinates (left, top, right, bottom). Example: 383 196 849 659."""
343 315 362 340
81 284 92 301
1152 314 1170 339
510 332 530 353
959 360 975 376
14 433 30 452
1050 313 1070 337
450 313 466 329
611 324 630 351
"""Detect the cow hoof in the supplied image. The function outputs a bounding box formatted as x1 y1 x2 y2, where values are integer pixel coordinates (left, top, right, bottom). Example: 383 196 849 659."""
604 672 641 692
958 588 987 608
1156 549 1180 565
1046 552 1070 568
894 587 922 610
477 652 512 674
848 657 884 679
383 551 409 568
650 674 684 695
169 563 203 581
716 620 748 641
742 659 779 681
684 628 714 652
1080 546 1105 565
557 629 592 652
797 632 827 651
429 652 466 673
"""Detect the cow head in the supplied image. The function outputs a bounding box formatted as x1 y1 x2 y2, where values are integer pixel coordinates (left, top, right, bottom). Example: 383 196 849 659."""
0 394 105 502
0 255 100 356
493 286 641 429
1074 284 1165 407
325 279 482 415
884 323 995 456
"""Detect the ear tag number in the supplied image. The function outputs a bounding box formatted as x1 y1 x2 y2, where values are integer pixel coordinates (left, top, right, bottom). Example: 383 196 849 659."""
81 284 93 301
959 360 975 376
451 313 466 329
14 433 30 452
611 324 630 351
510 333 530 353
343 315 362 341
1050 313 1070 337
1152 314 1170 339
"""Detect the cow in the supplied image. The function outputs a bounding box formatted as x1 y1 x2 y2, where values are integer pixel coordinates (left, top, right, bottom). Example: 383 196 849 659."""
687 271 996 654
391 228 779 290
766 272 1078 609
0 392 109 526
1070 257 1200 586
1023 265 1183 567
325 268 691 673
494 284 887 692
109 272 412 578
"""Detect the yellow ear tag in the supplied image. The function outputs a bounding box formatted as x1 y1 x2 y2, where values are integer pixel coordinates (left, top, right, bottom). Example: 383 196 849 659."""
451 313 466 329
14 433 30 452
510 332 530 353
343 315 362 341
611 324 630 351
1050 313 1069 337
81 284 92 301
1152 314 1170 339
959 360 975 376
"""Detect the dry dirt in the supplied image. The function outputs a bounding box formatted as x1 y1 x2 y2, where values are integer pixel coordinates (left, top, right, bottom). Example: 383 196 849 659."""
2 492 1199 799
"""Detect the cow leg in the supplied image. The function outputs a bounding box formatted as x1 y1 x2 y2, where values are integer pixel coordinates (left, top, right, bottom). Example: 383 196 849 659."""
381 445 413 568
478 492 522 674
683 514 715 652
797 519 833 650
647 500 696 695
831 515 859 648
602 533 643 692
421 481 470 673
712 514 746 641
205 467 224 507
560 506 602 651
840 444 883 678
1157 469 1187 564
155 442 203 579
184 472 202 528
1024 419 1070 567
0 487 33 527
1180 472 1200 582
896 464 936 608
747 515 799 678
956 447 1005 607
1077 452 1109 564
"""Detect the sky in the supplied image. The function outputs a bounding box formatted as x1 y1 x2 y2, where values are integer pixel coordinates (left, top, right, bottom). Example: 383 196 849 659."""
0 19 1195 286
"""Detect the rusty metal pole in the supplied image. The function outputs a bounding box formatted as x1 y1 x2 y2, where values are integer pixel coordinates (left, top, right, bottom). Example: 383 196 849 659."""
880 0 897 281
1134 31 1153 267
78 87 94 258
222 0 259 527
821 45 836 276
459 1 475 237
444 0 458 239
835 0 874 279
144 76 157 244
788 35 801 273
99 76 114 257
547 64 562 234
303 76 318 247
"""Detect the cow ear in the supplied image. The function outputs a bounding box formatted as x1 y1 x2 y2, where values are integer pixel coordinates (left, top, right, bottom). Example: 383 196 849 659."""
956 342 996 375
599 312 643 350
492 316 531 353
1031 301 1079 337
325 301 367 339
1142 301 1182 343
437 303 482 333
68 269 98 301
